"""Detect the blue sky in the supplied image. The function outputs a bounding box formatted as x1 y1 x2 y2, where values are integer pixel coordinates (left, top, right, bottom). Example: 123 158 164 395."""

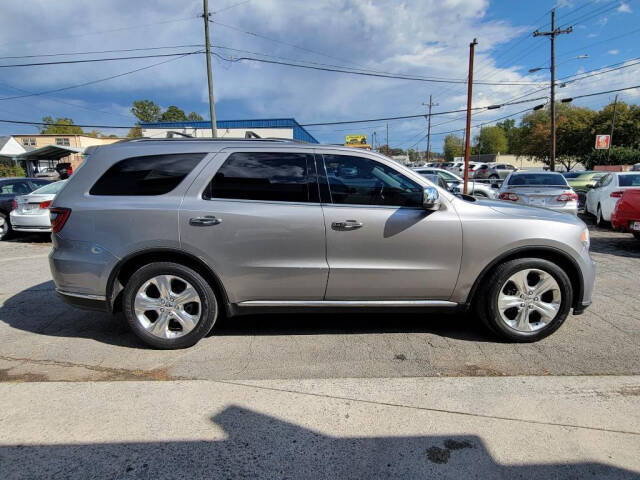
0 0 638 152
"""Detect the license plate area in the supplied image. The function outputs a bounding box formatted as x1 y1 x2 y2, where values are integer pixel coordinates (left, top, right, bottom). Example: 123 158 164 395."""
529 197 546 207
632 221 640 231
20 204 39 214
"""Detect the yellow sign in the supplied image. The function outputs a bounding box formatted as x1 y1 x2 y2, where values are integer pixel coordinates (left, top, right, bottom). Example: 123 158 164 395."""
345 134 368 145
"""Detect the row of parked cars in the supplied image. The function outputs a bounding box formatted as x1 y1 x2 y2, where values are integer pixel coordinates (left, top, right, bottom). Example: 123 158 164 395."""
424 161 517 180
412 165 640 240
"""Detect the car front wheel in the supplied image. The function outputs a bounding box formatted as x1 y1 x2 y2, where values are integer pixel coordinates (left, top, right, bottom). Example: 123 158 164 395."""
0 212 12 240
123 262 218 349
478 258 572 342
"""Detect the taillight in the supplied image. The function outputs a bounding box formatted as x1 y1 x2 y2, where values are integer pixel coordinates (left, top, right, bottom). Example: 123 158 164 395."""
556 192 579 202
39 200 52 209
499 192 519 201
49 207 71 233
610 191 624 198
11 200 18 210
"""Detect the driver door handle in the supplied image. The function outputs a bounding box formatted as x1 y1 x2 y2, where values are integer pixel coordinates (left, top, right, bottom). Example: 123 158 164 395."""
189 216 221 226
332 220 363 231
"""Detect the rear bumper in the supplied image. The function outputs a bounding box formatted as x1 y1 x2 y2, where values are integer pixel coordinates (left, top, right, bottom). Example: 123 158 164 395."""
9 211 51 232
56 289 109 312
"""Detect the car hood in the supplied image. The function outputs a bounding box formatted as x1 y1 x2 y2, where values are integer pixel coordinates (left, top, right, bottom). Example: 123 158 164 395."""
479 198 584 224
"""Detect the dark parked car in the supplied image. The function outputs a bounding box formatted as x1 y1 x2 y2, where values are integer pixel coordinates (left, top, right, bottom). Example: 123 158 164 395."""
0 177 51 239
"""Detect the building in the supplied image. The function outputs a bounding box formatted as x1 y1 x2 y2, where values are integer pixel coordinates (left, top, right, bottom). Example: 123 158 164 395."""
12 134 123 172
139 118 318 143
0 136 26 163
454 153 546 170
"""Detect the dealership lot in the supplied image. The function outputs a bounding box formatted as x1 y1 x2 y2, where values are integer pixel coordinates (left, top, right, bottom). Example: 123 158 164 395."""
0 217 639 382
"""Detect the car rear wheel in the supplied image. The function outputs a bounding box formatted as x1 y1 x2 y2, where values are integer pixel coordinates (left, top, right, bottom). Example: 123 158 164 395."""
123 262 218 349
596 204 608 227
478 258 572 342
489 174 499 179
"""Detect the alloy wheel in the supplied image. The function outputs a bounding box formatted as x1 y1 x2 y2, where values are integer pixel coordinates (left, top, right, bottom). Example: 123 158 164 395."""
133 274 201 339
497 268 561 333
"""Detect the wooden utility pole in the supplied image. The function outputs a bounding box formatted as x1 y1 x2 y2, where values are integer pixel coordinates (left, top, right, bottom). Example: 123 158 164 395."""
607 94 618 163
203 0 217 138
463 39 477 194
422 95 438 163
534 9 572 171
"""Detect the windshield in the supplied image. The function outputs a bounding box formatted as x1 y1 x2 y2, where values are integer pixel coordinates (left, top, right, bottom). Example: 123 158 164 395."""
619 174 640 187
507 173 568 187
31 180 67 195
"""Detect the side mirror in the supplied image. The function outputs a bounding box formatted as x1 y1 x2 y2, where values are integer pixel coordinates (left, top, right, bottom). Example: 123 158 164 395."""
423 186 441 211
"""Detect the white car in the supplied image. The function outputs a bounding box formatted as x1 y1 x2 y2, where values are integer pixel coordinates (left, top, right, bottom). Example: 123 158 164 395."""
585 171 640 226
413 167 497 198
10 180 67 233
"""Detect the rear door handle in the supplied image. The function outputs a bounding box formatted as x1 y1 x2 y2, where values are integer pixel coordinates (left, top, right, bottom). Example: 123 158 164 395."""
332 220 363 230
189 216 221 226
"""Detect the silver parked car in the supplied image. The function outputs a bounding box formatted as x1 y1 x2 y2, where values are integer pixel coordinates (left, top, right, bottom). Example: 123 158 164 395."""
10 180 68 233
49 139 594 349
413 167 497 198
498 172 579 215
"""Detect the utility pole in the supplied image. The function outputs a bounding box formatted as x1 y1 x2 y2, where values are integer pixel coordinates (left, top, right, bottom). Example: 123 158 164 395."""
463 38 477 194
202 0 217 138
607 94 618 163
386 123 389 151
534 9 572 171
422 95 439 163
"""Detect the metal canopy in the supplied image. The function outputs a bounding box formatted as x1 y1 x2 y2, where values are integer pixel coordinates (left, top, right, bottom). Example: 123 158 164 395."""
16 144 83 160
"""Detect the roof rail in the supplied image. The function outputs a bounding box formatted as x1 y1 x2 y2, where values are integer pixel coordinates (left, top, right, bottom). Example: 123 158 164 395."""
125 137 307 143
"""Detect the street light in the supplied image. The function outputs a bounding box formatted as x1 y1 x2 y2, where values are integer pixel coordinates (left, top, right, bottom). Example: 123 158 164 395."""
528 54 588 73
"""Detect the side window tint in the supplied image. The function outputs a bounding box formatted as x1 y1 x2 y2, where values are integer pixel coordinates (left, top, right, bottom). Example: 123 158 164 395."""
1 181 30 194
90 153 205 196
323 154 423 207
206 152 314 203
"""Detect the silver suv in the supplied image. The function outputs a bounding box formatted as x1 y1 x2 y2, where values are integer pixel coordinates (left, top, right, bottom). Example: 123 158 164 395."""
49 139 594 349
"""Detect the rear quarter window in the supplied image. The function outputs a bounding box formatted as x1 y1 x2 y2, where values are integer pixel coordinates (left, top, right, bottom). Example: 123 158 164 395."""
90 153 206 196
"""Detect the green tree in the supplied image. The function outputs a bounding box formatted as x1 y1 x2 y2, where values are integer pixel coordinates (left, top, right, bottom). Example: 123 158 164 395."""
495 118 518 153
39 117 83 134
443 134 464 161
126 127 142 138
187 111 204 121
131 100 162 123
159 106 188 122
407 149 419 163
475 126 507 154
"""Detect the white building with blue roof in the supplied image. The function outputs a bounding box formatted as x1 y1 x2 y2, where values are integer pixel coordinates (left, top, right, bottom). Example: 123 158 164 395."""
139 118 318 143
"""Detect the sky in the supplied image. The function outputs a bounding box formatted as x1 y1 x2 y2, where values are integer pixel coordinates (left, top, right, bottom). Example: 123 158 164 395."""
0 0 638 152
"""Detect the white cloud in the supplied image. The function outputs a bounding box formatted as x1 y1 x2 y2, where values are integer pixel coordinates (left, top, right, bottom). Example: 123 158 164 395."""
618 3 632 13
608 49 619 55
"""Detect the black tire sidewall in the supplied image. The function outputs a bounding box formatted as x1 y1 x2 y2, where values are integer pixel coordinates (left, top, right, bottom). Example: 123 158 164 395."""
484 258 573 342
123 262 218 349
0 212 12 240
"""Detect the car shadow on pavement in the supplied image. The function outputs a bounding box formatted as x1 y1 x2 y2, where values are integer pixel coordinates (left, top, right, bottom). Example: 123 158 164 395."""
1 405 635 479
0 281 499 348
589 234 640 258
4 233 51 244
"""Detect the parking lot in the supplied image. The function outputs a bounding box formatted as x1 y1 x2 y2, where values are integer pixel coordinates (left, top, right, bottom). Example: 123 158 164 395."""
1 215 639 383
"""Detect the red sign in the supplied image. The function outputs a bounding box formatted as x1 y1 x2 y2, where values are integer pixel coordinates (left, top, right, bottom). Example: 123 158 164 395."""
595 134 611 149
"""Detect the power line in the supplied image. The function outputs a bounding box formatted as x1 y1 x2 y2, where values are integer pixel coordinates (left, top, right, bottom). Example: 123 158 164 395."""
0 50 203 101
0 50 203 68
213 0 252 14
562 83 640 101
0 44 204 61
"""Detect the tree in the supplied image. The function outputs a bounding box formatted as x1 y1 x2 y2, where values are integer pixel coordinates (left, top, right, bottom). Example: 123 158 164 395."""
407 149 419 163
126 127 142 138
187 111 204 121
39 117 83 134
159 106 188 122
495 118 518 153
131 100 162 123
443 134 464 161
475 126 507 154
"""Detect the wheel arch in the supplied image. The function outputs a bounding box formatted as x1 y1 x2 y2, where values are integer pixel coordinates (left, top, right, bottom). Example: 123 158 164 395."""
107 248 231 316
466 246 584 310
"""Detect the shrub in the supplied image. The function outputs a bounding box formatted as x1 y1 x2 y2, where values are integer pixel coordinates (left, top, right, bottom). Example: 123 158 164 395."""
0 164 25 177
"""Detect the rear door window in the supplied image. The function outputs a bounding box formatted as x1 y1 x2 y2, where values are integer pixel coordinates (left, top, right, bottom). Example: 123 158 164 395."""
204 152 316 203
90 153 206 196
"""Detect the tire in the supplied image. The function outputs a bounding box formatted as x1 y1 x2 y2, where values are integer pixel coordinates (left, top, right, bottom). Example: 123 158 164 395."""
122 262 218 349
596 204 608 227
489 174 499 179
0 212 13 240
477 258 573 342
633 232 640 241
